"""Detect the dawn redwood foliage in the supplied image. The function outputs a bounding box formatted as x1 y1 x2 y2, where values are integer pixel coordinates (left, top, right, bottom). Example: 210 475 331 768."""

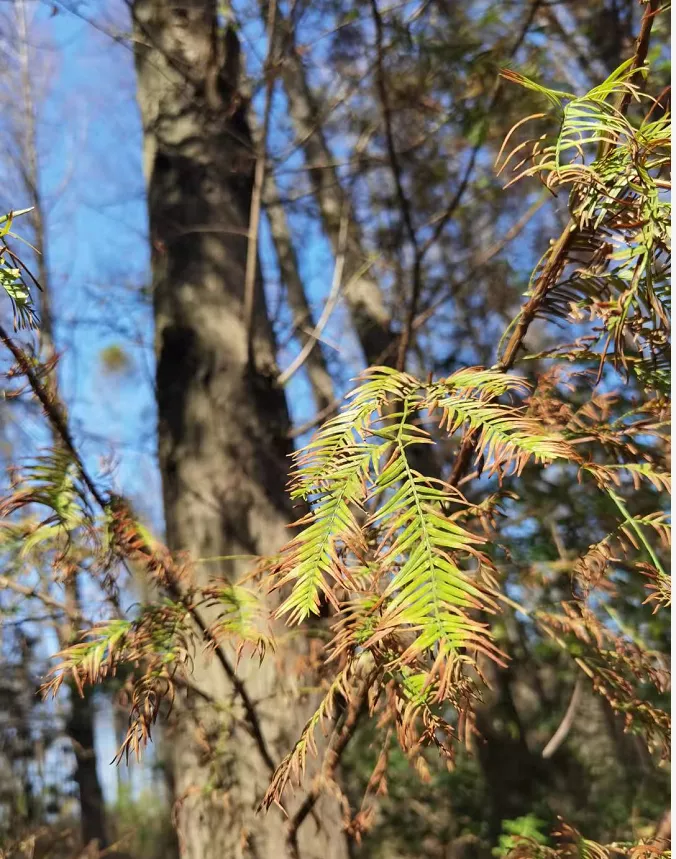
0 2 669 857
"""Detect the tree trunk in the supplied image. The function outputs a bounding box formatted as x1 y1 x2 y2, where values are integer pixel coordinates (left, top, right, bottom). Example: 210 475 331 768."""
131 3 348 858
67 690 108 850
473 660 546 838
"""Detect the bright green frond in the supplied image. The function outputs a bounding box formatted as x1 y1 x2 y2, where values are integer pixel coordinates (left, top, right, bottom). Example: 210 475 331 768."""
366 400 498 665
430 392 571 473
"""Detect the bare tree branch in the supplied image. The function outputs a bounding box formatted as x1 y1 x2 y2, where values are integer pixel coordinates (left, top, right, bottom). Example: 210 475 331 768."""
542 677 583 758
244 0 279 367
419 0 543 262
278 207 349 387
0 574 80 620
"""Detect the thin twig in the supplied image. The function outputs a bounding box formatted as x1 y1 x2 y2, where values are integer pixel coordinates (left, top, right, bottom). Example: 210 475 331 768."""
369 0 417 252
410 194 548 338
278 207 349 387
369 0 422 371
419 0 543 262
286 194 546 439
107 499 279 775
0 574 80 620
448 0 660 489
172 675 219 707
288 396 343 440
396 0 543 369
286 666 377 858
244 0 279 367
541 677 582 758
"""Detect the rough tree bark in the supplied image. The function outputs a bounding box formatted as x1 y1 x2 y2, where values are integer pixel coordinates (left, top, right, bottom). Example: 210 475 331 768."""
131 3 348 858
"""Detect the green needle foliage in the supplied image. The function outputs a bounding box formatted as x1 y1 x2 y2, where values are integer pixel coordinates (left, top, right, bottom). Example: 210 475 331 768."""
261 58 671 823
0 51 669 857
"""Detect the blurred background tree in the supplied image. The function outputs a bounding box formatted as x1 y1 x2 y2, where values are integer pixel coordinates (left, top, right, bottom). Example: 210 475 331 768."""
0 1 669 857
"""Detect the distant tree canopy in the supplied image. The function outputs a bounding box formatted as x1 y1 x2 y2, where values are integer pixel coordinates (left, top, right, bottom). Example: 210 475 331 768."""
0 1 669 858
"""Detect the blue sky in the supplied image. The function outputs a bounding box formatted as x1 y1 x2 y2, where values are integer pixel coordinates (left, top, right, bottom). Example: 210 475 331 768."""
29 0 353 522
1 0 158 801
2 0 640 810
3 0 362 805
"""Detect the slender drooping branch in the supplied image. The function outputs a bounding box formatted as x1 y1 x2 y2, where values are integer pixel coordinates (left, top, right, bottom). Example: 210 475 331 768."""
254 125 336 411
448 0 659 489
0 324 278 776
0 323 108 509
278 207 349 388
286 662 378 859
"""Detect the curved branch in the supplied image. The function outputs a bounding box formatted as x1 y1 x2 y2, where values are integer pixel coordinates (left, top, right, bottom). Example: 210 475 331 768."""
278 207 349 387
448 0 661 489
542 677 583 759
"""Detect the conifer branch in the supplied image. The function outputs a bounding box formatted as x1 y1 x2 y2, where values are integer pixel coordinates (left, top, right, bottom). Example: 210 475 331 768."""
449 1 662 488
0 324 278 774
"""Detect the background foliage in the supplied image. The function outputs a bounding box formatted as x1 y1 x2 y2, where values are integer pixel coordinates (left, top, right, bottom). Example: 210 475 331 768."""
0 1 669 858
